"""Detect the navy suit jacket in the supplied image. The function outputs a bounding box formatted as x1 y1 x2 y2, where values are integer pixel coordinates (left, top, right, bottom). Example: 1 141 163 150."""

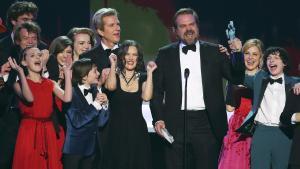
239 70 300 135
280 92 300 165
63 86 109 156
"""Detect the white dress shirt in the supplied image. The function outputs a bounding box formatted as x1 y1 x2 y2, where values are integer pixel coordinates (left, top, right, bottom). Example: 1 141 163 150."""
179 41 205 110
78 84 108 110
255 74 286 126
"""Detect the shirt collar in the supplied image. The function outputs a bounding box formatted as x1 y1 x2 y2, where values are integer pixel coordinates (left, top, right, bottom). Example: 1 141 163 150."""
101 41 118 50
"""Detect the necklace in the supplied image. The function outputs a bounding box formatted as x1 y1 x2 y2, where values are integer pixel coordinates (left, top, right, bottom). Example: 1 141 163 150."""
121 71 136 86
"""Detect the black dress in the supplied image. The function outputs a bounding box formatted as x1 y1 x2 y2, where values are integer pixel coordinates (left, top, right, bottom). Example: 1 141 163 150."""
103 73 152 169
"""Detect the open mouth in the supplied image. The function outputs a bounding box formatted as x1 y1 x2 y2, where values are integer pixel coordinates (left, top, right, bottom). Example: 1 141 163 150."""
127 61 135 65
34 61 41 66
269 64 277 71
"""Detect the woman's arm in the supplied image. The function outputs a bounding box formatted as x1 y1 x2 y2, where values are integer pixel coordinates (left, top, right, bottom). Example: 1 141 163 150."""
105 54 117 91
142 61 157 101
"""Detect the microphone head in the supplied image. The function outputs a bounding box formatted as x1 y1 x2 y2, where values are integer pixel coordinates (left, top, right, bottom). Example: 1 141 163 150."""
184 68 190 78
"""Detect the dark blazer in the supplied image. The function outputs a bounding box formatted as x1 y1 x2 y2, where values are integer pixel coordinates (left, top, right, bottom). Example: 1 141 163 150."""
0 35 13 65
0 35 47 66
239 71 300 135
63 86 109 156
150 41 245 141
280 92 300 166
80 44 110 73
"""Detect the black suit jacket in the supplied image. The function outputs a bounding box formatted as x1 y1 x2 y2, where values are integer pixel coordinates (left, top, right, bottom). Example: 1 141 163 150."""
280 92 300 165
0 35 48 65
80 44 110 73
150 41 244 141
0 35 13 65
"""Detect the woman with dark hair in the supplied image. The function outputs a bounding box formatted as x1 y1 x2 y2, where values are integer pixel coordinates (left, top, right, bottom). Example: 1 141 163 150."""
103 40 157 169
46 36 73 130
47 36 73 85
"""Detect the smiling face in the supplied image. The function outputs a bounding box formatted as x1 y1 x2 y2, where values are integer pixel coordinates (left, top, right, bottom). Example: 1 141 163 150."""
22 47 43 73
266 52 286 77
175 14 199 45
244 46 262 73
73 33 92 57
84 66 100 85
123 46 138 71
56 45 72 66
97 15 121 48
16 28 38 49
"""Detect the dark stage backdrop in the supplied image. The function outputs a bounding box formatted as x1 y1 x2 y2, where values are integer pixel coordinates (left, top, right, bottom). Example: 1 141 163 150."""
0 0 299 75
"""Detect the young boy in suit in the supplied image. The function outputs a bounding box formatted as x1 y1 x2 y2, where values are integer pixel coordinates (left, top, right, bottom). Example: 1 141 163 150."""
63 58 109 169
239 47 300 169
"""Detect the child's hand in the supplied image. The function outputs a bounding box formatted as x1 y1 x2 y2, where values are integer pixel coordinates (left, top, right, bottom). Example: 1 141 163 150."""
95 93 108 105
293 83 300 95
1 61 11 76
41 49 49 68
8 57 23 74
62 56 73 78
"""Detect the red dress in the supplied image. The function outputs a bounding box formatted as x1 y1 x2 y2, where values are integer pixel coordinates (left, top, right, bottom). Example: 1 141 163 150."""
12 78 65 169
218 87 253 169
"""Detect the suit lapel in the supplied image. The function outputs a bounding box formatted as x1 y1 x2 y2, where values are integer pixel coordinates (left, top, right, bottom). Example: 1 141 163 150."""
171 42 182 96
199 41 208 92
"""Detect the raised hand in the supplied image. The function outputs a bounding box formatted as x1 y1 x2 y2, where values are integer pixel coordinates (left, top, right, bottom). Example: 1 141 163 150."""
109 53 117 67
41 49 49 68
62 55 73 77
8 57 23 74
100 68 110 84
293 83 300 95
1 61 11 76
228 38 242 53
146 61 157 73
218 45 229 56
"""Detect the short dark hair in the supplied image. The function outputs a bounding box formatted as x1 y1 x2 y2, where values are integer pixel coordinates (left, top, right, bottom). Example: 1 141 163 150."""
173 8 199 29
263 46 290 74
67 27 96 47
117 40 145 72
71 58 94 86
14 21 41 42
49 36 73 56
6 1 38 30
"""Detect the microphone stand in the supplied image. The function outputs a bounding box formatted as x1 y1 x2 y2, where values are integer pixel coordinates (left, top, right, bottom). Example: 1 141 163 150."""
183 68 189 169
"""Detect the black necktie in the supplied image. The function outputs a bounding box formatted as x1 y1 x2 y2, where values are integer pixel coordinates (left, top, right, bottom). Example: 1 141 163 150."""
83 88 93 96
268 77 283 85
182 44 196 54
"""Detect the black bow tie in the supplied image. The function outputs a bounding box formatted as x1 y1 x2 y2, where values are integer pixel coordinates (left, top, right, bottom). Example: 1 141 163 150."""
83 88 93 96
268 77 283 85
105 48 118 56
182 44 196 54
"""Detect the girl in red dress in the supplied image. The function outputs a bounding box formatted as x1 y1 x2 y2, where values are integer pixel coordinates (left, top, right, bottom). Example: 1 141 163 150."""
8 46 72 169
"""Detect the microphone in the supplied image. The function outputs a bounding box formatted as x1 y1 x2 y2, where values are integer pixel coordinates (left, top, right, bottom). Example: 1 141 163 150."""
184 68 190 78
